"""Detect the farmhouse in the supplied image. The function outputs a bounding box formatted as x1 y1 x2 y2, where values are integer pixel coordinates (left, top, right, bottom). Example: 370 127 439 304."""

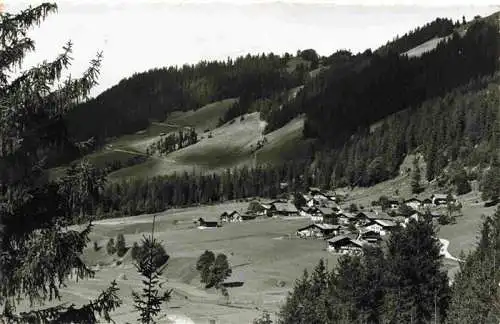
306 197 317 207
387 197 404 209
404 198 422 210
354 211 379 226
247 200 271 216
421 198 433 208
220 211 242 223
363 219 397 236
359 230 382 243
336 212 356 225
300 206 323 222
271 202 299 216
321 200 341 212
431 194 456 205
324 190 337 200
296 224 341 239
327 236 365 256
197 217 220 228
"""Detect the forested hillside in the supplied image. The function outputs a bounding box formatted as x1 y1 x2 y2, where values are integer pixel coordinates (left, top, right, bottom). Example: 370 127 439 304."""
60 12 499 209
66 53 306 144
302 19 498 146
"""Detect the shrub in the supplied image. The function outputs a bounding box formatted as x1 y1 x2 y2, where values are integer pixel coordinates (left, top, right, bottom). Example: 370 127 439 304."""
93 241 100 251
131 242 140 260
106 238 116 255
348 203 358 213
116 234 127 257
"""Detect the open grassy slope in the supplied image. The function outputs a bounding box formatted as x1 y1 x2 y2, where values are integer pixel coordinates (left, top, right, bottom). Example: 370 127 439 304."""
110 111 308 180
47 202 337 323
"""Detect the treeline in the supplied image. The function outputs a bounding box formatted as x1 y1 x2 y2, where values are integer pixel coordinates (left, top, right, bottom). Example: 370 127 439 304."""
147 128 198 156
273 208 500 323
66 53 304 146
92 160 317 218
103 155 149 174
377 17 457 55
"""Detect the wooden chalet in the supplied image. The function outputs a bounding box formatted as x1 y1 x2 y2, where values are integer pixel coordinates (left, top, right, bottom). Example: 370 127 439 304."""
336 212 356 225
271 202 299 216
220 211 242 223
354 211 379 227
431 194 456 206
363 219 397 236
404 198 422 210
359 230 382 243
387 197 404 210
247 200 271 216
327 235 365 256
296 224 341 239
421 198 433 208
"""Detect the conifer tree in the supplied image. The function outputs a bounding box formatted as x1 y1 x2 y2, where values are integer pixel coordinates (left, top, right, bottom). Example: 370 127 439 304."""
411 155 422 194
384 218 450 322
132 215 172 324
0 3 121 322
115 233 127 257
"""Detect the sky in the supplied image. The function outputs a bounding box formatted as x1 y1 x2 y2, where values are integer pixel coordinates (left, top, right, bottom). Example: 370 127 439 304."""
5 1 499 97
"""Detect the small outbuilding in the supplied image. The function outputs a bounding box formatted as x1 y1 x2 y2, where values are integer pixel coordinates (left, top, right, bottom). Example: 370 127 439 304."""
197 217 221 228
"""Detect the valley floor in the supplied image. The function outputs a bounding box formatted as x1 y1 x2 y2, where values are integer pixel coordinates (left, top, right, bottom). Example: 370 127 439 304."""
36 180 495 323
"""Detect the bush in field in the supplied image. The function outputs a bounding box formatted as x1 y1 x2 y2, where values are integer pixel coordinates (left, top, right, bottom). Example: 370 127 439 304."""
116 234 127 257
107 238 116 255
131 242 140 260
93 241 100 251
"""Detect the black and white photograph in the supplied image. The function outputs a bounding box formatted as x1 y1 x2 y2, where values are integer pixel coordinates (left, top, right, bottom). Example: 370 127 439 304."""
0 0 499 323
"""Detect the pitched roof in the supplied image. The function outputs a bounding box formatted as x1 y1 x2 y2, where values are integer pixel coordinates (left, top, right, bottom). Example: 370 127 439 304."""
404 198 422 203
318 207 335 215
373 219 397 227
221 210 240 216
327 235 350 244
327 236 365 248
273 202 298 213
315 223 341 230
432 194 450 200
198 217 219 223
337 212 356 219
375 211 391 220
357 211 378 220
298 223 340 232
